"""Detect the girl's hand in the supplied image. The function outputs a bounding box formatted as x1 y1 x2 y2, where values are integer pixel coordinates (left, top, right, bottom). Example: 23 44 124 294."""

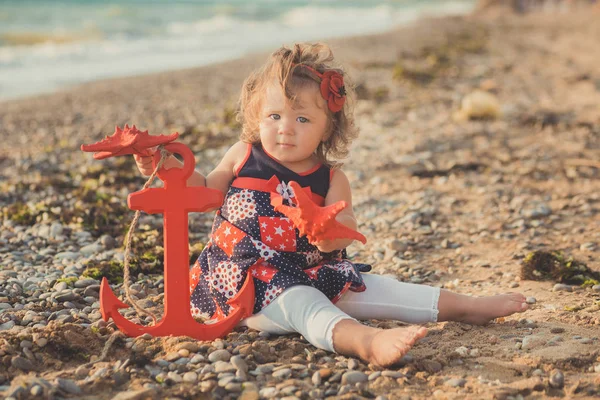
134 149 156 177
314 239 339 253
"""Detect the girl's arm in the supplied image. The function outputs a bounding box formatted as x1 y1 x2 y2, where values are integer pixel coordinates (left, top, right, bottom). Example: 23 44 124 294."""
205 141 248 194
134 141 248 204
314 168 359 253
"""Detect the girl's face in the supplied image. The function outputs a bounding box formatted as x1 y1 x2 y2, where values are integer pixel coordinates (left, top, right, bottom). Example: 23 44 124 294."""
259 82 329 172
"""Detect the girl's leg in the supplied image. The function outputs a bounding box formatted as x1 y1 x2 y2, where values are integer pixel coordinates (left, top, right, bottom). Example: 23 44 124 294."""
437 290 529 325
335 274 441 323
241 284 427 367
336 274 528 325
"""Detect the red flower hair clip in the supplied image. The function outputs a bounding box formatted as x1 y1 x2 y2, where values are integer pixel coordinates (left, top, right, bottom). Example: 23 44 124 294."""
294 64 346 113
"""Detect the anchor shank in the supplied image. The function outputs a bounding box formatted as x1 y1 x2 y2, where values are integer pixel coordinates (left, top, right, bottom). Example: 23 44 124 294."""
162 208 194 321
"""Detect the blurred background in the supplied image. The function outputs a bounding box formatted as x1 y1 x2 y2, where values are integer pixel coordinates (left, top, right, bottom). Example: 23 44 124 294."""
0 0 477 100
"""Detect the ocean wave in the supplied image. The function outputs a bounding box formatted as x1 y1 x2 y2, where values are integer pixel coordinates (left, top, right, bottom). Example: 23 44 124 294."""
0 1 475 100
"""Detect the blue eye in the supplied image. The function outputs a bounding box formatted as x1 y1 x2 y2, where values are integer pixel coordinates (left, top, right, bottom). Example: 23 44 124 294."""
270 114 280 120
297 116 308 123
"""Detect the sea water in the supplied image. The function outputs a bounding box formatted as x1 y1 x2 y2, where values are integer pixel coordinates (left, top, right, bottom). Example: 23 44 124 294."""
0 0 475 100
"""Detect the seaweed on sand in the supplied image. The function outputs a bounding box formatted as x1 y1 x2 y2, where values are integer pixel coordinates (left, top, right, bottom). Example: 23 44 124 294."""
521 250 600 286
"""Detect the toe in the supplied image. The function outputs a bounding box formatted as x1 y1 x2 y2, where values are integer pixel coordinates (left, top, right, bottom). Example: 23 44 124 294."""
416 327 428 338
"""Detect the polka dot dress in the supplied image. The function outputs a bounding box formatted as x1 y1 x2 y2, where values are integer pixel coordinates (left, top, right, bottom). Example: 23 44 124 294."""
189 144 370 320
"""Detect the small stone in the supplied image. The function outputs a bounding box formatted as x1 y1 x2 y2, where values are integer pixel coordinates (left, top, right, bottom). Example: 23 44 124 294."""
74 278 98 288
100 234 117 249
368 371 382 381
225 382 243 392
338 385 352 396
230 355 248 373
239 390 260 400
454 346 469 357
417 359 442 373
553 284 572 292
381 371 404 379
550 327 565 334
509 282 520 288
592 285 600 293
183 372 198 383
166 372 182 383
178 349 190 358
329 371 343 383
214 361 236 373
175 342 200 353
312 371 322 385
526 297 536 305
208 349 231 363
522 203 551 218
165 352 181 362
445 378 467 387
112 370 130 386
190 354 205 364
317 368 332 379
30 385 44 396
341 371 368 385
272 368 292 379
347 358 359 370
242 382 259 392
200 380 217 392
11 356 36 371
236 369 248 381
549 369 564 389
56 378 82 395
80 243 103 256
259 387 279 398
75 365 90 378
55 292 77 302
0 321 16 330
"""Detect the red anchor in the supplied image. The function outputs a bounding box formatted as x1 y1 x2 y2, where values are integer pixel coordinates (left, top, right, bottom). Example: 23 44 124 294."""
82 128 255 340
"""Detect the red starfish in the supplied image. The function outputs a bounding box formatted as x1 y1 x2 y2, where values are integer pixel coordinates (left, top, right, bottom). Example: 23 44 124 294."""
80 125 179 160
271 181 367 245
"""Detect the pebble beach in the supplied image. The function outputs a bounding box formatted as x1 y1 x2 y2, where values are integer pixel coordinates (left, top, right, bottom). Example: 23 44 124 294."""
1 3 600 400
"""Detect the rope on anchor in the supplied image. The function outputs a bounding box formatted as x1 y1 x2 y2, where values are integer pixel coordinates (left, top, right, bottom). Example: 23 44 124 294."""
121 146 172 325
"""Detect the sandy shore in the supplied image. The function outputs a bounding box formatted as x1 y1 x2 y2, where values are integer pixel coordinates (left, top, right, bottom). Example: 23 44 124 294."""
1 6 600 400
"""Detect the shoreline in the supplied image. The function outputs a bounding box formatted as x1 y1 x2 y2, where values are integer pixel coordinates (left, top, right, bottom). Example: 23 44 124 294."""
0 1 478 103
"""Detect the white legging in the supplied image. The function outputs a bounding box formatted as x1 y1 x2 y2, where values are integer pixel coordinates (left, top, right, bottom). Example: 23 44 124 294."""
241 274 440 352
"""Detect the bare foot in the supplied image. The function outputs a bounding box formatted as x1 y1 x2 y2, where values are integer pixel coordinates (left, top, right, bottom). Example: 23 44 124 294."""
366 326 428 367
460 293 529 325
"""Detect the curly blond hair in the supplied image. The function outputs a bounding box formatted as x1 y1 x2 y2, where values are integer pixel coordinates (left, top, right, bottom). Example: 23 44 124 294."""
238 43 358 165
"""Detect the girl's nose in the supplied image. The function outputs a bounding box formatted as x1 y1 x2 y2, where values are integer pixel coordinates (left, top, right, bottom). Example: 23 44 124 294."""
278 118 294 136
